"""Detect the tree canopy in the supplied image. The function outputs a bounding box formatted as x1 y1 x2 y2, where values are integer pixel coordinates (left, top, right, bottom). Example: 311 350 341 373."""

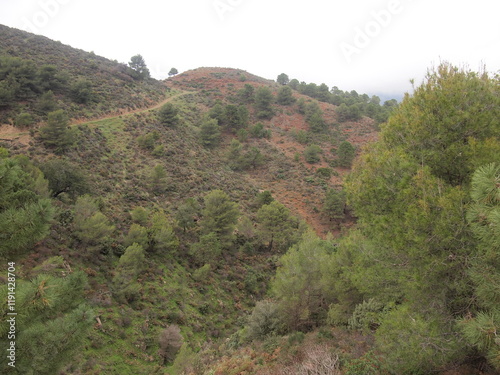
128 54 150 80
0 153 54 258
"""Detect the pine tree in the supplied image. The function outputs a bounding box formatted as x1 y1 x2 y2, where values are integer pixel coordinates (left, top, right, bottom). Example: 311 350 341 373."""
39 109 75 153
73 195 114 246
271 232 336 330
200 190 239 247
337 141 356 168
128 54 150 80
254 86 274 119
150 211 179 253
0 271 94 374
0 155 54 258
175 198 200 232
190 232 222 265
277 85 295 105
323 188 346 221
112 243 146 303
461 163 500 369
199 118 221 148
256 201 301 252
158 103 180 127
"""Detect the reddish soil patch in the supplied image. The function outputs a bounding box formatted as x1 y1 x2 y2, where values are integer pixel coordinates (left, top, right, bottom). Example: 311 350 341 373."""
169 67 379 237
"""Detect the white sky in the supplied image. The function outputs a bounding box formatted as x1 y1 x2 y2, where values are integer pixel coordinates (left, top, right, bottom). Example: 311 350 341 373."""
1 0 499 99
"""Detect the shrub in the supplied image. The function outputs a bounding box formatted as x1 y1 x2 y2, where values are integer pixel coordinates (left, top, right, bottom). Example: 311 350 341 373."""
245 300 283 341
15 112 34 127
137 131 159 150
73 195 114 246
123 223 149 248
304 145 322 163
316 167 333 178
158 325 184 364
190 232 222 265
348 299 385 332
39 158 89 199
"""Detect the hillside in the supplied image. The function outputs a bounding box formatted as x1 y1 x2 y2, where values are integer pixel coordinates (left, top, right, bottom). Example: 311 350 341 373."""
0 25 387 375
167 67 380 236
2 25 498 375
0 24 166 125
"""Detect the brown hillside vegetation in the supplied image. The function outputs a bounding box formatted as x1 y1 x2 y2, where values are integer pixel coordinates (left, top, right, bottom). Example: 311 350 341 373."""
167 67 378 236
2 65 377 236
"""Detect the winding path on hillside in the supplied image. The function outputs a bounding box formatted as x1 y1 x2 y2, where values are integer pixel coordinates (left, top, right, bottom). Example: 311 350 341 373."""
70 89 195 125
0 89 195 144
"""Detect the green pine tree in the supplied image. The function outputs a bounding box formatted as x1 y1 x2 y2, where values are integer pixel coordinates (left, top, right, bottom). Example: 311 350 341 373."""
200 190 239 248
39 109 75 154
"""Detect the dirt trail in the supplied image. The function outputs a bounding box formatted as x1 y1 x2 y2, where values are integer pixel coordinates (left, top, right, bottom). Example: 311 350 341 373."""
0 90 195 144
70 90 194 125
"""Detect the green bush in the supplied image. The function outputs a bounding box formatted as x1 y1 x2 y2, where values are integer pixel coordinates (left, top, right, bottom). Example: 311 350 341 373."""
137 131 159 150
14 112 34 127
192 264 212 282
73 195 115 246
124 223 149 248
245 300 283 341
316 167 333 178
304 145 322 163
348 299 385 332
190 232 222 265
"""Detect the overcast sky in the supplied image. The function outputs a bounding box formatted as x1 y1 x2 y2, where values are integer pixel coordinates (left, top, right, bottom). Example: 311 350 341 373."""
1 0 499 99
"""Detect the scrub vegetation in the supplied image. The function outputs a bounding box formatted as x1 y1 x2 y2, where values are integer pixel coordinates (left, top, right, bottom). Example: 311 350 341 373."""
1 24 499 375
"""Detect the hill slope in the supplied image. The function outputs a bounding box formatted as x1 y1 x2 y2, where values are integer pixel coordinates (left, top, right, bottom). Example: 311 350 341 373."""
0 24 167 125
0 26 394 375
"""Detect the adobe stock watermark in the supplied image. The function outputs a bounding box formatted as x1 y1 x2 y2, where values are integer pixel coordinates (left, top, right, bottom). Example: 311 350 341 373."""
339 0 415 63
21 0 73 35
213 0 244 21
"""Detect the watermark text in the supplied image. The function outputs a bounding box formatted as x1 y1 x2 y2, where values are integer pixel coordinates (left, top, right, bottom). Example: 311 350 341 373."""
6 262 16 368
21 0 72 34
339 0 414 63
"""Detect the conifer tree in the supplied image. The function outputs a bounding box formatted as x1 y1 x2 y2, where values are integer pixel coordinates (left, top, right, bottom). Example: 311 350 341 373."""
112 243 146 303
0 271 93 374
158 103 180 127
199 118 221 148
0 154 54 258
39 109 75 154
256 201 301 252
128 54 150 80
73 195 114 246
254 86 274 119
150 211 179 253
337 141 356 168
462 163 500 369
200 190 239 247
277 85 295 105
